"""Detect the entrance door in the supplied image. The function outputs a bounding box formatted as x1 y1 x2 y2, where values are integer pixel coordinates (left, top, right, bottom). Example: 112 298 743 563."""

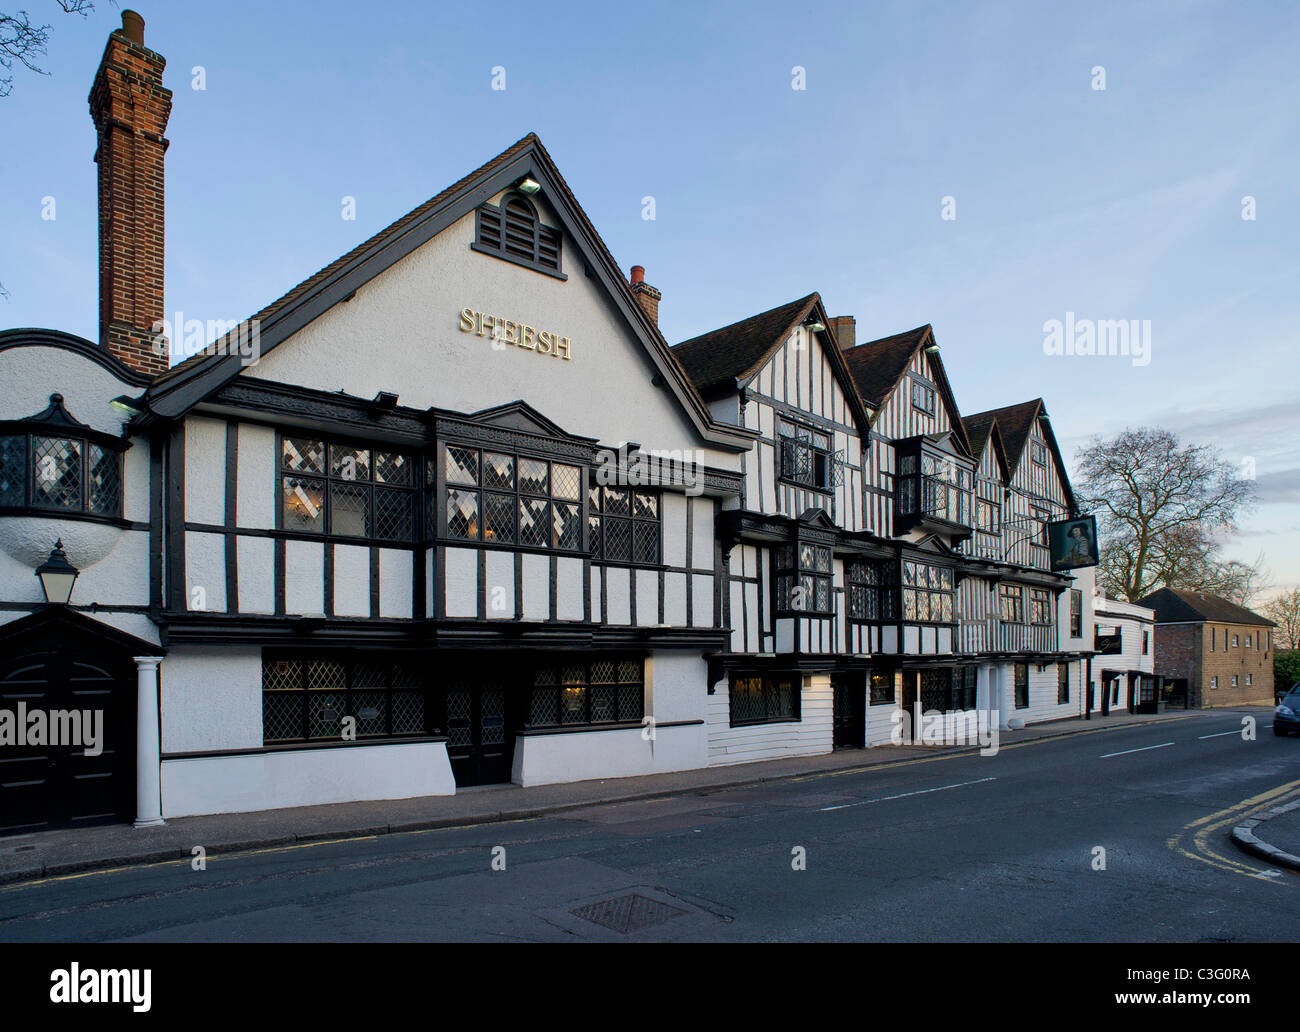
0 619 137 834
832 674 864 748
444 674 517 787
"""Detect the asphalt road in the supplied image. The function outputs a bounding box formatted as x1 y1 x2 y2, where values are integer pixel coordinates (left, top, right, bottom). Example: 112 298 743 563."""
1 709 1297 942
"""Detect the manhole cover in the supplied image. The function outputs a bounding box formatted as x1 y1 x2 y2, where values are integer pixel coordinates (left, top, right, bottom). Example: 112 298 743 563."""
570 893 689 933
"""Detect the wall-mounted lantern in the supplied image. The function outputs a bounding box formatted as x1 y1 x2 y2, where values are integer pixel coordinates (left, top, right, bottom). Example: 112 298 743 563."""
35 539 79 605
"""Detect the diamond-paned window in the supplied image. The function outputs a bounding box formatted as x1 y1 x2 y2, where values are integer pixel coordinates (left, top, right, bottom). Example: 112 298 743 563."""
87 444 120 515
438 443 584 553
262 653 438 743
0 436 23 507
528 655 644 729
729 673 800 727
590 485 660 566
33 437 81 508
281 435 416 542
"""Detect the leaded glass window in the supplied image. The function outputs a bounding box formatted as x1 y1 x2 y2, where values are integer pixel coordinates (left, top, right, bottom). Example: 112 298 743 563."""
528 655 644 728
280 434 416 541
590 484 660 564
729 673 800 726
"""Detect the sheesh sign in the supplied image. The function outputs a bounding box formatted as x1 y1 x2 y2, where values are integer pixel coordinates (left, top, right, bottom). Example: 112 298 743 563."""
459 308 572 360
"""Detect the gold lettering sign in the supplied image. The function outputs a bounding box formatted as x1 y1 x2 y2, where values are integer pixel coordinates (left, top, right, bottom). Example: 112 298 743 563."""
458 308 572 360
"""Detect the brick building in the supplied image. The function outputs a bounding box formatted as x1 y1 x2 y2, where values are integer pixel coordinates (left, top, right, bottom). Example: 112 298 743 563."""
1137 588 1275 708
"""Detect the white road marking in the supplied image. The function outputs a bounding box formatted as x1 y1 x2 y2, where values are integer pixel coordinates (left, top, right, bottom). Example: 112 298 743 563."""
1100 741 1173 758
818 776 997 811
1198 729 1244 740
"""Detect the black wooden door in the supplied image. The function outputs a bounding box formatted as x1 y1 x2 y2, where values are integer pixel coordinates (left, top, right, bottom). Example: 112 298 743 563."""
0 633 136 834
832 675 864 748
444 673 517 787
900 672 919 743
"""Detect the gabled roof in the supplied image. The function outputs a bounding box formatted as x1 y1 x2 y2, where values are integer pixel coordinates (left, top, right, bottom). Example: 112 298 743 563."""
840 324 972 457
962 412 1012 482
140 133 756 451
671 292 871 434
964 397 1076 510
1135 587 1274 627
963 399 1041 470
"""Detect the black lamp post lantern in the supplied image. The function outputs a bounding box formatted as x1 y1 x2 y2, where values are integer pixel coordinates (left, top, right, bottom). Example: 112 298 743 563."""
35 539 79 605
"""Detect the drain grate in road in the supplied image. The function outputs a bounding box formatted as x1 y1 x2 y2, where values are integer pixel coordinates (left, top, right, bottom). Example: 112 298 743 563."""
570 893 689 933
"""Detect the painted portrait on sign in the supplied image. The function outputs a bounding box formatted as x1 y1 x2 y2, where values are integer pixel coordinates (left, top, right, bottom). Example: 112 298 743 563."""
1047 515 1099 571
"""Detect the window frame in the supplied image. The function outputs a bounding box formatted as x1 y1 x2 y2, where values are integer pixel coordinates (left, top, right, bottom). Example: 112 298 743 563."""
775 540 834 616
999 584 1025 624
1014 663 1029 709
1029 587 1053 626
589 483 662 567
868 670 895 706
527 655 645 729
0 427 127 523
729 672 801 727
470 193 566 280
910 378 936 415
1069 589 1082 638
846 557 899 622
438 440 586 555
776 416 837 494
901 559 955 624
278 432 419 544
1058 663 1070 704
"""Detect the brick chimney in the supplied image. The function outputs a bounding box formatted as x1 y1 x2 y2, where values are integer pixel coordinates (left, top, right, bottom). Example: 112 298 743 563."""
89 10 173 376
629 266 662 327
827 315 856 350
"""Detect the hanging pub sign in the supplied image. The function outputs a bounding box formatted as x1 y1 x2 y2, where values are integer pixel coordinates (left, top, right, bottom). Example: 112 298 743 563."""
1047 513 1099 571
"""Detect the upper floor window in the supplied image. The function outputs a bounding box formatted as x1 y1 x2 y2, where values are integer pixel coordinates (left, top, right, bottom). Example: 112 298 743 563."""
1070 589 1082 637
975 499 1000 534
0 395 125 519
1031 440 1047 467
911 380 936 415
1243 633 1252 648
441 445 582 551
590 484 660 565
777 417 837 492
1143 630 1150 654
472 194 564 278
896 447 972 527
1210 627 1216 651
281 436 416 541
846 558 899 621
1000 583 1024 623
1030 587 1053 625
776 541 833 614
1030 505 1051 547
1231 634 1239 647
902 560 954 623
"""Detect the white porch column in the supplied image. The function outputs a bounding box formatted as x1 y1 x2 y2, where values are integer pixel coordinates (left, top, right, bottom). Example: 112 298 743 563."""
133 655 165 828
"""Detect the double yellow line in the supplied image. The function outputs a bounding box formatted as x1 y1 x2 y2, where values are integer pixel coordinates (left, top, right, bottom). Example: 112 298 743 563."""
1167 778 1300 882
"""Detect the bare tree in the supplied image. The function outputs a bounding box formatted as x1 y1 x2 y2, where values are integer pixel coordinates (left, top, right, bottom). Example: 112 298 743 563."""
1 1 94 98
1075 427 1255 602
1263 588 1300 651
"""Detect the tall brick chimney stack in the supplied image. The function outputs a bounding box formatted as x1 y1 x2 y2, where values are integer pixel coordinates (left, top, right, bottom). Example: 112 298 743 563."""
827 315 856 350
629 266 662 327
89 10 172 376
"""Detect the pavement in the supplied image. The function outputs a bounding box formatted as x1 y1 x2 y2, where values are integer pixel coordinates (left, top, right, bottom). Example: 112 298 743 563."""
1232 797 1300 872
0 708 1205 885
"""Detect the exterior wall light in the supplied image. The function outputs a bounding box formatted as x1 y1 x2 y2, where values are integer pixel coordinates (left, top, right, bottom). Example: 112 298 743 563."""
517 177 542 194
36 539 80 605
803 320 827 333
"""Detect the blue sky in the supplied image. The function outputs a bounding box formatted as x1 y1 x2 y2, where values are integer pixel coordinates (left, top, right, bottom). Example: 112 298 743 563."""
2 0 1297 591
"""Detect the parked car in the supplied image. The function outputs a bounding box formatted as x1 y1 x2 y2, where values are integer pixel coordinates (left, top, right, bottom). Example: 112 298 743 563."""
1275 687 1300 736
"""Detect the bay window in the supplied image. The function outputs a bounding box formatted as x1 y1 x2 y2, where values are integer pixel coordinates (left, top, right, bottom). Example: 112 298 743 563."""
440 443 583 551
902 560 954 623
280 435 416 541
776 541 833 614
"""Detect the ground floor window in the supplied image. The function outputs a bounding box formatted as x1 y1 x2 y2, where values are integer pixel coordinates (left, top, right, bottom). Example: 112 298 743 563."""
1058 663 1070 704
917 666 977 713
730 673 800 726
528 656 644 728
869 670 895 705
1014 663 1029 709
262 654 429 742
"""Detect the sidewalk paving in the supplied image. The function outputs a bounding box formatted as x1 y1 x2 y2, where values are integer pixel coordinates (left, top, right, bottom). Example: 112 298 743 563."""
1231 799 1300 873
0 709 1207 885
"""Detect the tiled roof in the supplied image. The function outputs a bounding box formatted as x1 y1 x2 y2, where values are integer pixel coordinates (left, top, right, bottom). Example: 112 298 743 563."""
840 325 931 408
671 294 819 394
963 399 1043 469
1136 587 1274 626
963 412 996 458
